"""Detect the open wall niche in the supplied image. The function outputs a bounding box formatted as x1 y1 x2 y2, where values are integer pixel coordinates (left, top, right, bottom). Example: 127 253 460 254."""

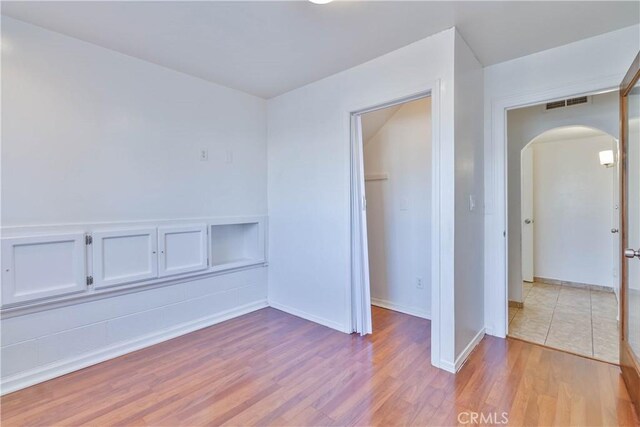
210 220 265 271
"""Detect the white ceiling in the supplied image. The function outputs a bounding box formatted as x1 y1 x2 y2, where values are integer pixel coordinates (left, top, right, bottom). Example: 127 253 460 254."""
362 104 401 144
2 1 638 98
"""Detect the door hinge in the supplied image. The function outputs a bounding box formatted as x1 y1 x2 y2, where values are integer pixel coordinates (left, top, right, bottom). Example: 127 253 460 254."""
86 276 94 286
85 234 93 245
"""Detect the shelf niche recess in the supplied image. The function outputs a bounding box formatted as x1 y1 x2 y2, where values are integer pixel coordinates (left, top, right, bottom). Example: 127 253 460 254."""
209 221 265 271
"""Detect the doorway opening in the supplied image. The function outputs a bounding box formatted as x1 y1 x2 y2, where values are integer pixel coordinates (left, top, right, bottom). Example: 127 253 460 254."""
350 94 432 336
506 92 621 363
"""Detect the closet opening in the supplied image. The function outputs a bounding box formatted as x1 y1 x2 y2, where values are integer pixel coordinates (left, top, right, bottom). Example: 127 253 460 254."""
350 94 432 336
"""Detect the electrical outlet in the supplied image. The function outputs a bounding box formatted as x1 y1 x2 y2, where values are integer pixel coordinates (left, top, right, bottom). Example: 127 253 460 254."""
200 149 208 161
225 150 233 164
416 277 424 289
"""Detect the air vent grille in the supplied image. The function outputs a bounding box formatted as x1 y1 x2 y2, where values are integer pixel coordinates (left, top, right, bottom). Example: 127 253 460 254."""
545 100 566 110
545 96 589 110
566 96 588 106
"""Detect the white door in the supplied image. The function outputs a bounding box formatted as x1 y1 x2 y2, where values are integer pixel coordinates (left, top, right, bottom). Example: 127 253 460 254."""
350 113 372 335
521 145 534 282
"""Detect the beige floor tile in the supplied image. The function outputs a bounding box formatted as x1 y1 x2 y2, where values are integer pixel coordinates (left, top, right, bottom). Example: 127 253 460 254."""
593 318 619 363
592 305 618 321
557 288 591 310
508 307 518 323
510 281 619 364
532 282 561 291
509 311 551 345
591 291 618 323
550 310 591 325
546 318 593 356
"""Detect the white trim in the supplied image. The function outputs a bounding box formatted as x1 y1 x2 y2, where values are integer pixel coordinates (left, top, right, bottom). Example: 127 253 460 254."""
0 215 267 234
268 300 348 333
0 300 268 396
370 298 430 319
429 81 446 371
347 82 444 367
454 327 485 372
1 264 267 319
485 73 623 339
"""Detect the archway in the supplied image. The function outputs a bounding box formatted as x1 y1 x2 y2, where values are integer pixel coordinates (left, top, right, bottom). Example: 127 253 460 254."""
508 124 620 363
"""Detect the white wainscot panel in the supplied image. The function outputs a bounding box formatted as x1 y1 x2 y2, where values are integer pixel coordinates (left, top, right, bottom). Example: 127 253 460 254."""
92 228 158 289
1 233 86 305
158 224 208 277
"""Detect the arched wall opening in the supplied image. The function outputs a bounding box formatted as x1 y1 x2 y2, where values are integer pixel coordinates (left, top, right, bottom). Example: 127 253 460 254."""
517 126 619 300
505 90 620 305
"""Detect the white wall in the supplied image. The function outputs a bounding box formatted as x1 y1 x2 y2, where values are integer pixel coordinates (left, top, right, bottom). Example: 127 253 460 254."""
484 24 640 337
2 17 267 225
1 17 268 392
506 92 618 301
532 134 616 287
453 32 485 358
363 98 431 318
267 27 486 371
267 28 459 369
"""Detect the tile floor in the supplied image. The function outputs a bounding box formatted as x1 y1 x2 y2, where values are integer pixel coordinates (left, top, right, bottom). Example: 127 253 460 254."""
508 281 619 363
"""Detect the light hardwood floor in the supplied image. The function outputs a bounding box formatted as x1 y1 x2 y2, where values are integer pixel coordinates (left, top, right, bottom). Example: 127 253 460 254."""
1 307 638 426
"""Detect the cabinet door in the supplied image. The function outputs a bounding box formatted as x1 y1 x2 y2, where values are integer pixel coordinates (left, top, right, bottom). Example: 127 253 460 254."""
92 228 158 289
158 224 208 277
1 233 86 305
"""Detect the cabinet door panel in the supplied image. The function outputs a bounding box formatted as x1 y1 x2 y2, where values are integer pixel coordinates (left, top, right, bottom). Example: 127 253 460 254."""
1 233 86 305
92 228 157 289
158 224 208 277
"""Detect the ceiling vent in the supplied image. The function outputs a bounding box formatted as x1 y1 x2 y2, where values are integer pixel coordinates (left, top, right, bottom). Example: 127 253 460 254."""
545 96 589 111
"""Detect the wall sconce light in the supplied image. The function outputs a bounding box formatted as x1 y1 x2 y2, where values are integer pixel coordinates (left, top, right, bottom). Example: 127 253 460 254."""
599 150 615 168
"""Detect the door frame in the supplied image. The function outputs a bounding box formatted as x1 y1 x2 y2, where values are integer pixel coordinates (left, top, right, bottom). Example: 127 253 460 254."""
485 74 623 338
619 52 640 414
348 83 444 365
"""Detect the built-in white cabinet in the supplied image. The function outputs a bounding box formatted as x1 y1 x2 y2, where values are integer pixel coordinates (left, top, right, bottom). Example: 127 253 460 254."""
1 233 86 305
91 228 158 289
1 217 267 310
210 220 265 271
158 224 208 277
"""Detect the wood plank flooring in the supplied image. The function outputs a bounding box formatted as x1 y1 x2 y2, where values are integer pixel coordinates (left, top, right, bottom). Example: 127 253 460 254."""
1 307 638 426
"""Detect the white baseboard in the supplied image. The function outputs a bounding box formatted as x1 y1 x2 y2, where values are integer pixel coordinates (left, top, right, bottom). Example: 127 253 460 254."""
370 298 430 320
454 327 485 372
0 300 268 395
436 359 457 373
268 300 348 333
